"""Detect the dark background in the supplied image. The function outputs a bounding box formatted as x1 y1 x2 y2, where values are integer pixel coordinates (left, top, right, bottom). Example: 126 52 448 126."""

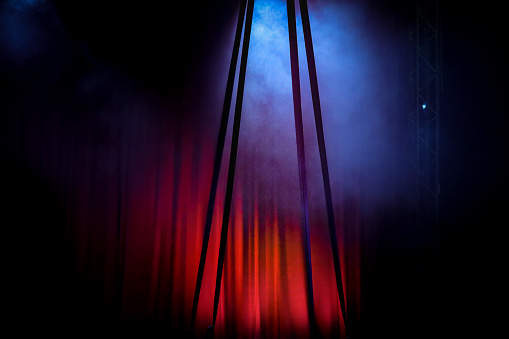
440 2 506 336
1 0 506 337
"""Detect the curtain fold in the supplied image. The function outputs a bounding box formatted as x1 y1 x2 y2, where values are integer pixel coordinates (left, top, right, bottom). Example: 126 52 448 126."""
2 82 362 338
0 1 417 338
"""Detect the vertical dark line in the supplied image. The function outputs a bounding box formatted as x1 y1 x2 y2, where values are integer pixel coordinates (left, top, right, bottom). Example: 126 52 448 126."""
65 118 75 246
299 0 347 326
211 0 255 329
64 111 76 318
116 95 131 324
242 147 251 337
276 196 286 338
258 188 267 338
152 115 163 323
115 98 124 322
178 157 188 330
166 121 182 323
190 0 248 328
286 0 317 335
228 196 236 337
120 117 130 319
153 131 176 324
115 104 123 321
86 102 100 305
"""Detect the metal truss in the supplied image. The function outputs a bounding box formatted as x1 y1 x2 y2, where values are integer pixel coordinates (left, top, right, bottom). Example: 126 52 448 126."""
409 0 442 230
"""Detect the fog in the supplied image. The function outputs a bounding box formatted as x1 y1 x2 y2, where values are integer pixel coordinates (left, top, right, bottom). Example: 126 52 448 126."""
198 0 411 215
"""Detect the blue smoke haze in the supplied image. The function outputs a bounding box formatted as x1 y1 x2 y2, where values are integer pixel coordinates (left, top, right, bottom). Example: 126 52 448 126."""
205 0 408 208
1 0 409 210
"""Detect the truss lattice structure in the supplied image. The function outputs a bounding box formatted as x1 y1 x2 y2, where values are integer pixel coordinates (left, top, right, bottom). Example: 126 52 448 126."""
409 0 442 230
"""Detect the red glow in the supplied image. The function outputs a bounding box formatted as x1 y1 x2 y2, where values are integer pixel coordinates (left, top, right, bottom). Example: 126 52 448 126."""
50 109 362 338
